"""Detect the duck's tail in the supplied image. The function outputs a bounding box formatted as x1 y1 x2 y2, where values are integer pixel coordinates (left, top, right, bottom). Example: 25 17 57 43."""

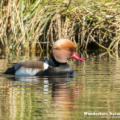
4 66 15 75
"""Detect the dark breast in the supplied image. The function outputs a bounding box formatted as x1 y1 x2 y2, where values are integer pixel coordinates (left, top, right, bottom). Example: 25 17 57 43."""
36 63 74 76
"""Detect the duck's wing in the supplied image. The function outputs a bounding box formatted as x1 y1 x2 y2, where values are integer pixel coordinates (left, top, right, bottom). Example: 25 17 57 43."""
14 60 50 76
4 60 51 76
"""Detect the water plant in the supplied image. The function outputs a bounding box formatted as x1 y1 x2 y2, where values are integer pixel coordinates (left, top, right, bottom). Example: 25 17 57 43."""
0 0 120 52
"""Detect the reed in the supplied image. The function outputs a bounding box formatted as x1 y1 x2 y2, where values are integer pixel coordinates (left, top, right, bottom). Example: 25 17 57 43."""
0 0 120 52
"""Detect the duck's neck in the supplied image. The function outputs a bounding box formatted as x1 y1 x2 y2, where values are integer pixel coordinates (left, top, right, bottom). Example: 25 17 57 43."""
51 53 67 67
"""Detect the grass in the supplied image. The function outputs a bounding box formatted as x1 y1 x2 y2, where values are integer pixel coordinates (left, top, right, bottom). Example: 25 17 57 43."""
0 0 120 52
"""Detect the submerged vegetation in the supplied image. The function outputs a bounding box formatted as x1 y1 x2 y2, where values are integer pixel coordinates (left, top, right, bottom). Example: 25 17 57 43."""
0 0 120 52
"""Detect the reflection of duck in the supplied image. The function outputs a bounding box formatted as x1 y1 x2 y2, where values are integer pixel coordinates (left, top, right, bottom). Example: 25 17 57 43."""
4 39 84 76
51 77 83 112
14 75 78 109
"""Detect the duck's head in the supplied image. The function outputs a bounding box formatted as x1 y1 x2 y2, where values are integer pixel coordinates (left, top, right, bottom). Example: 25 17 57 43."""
52 39 84 63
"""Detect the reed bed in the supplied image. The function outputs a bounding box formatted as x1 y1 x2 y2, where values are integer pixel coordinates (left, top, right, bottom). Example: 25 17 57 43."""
0 0 120 52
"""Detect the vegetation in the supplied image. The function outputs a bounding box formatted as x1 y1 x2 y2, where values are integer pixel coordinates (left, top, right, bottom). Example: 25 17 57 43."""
0 0 120 52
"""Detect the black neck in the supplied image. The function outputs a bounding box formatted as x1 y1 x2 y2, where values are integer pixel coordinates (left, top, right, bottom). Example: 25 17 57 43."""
51 53 67 67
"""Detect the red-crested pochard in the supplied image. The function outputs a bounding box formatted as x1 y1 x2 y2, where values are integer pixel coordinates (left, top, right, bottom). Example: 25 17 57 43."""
4 39 84 76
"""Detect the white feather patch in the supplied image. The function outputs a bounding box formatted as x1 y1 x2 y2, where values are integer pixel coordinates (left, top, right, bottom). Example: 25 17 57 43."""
15 67 40 76
44 61 49 70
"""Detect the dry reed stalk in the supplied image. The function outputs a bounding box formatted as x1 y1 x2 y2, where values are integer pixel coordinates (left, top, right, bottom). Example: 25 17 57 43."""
50 21 54 43
56 14 61 39
90 35 108 50
62 17 69 39
0 0 120 52
85 25 99 49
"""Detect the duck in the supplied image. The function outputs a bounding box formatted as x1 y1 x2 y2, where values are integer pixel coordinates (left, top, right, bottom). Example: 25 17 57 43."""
4 39 84 76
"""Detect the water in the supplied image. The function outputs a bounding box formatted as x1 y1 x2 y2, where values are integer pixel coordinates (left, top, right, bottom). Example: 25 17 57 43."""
0 51 120 120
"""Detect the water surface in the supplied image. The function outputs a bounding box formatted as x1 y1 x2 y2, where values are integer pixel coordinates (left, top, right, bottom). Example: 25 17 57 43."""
0 51 120 120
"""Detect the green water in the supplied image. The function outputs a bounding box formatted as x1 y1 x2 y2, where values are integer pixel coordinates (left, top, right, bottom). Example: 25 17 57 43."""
0 51 120 120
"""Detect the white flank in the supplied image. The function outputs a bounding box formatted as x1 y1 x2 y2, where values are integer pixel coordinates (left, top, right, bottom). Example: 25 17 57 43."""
44 61 49 70
15 67 40 76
